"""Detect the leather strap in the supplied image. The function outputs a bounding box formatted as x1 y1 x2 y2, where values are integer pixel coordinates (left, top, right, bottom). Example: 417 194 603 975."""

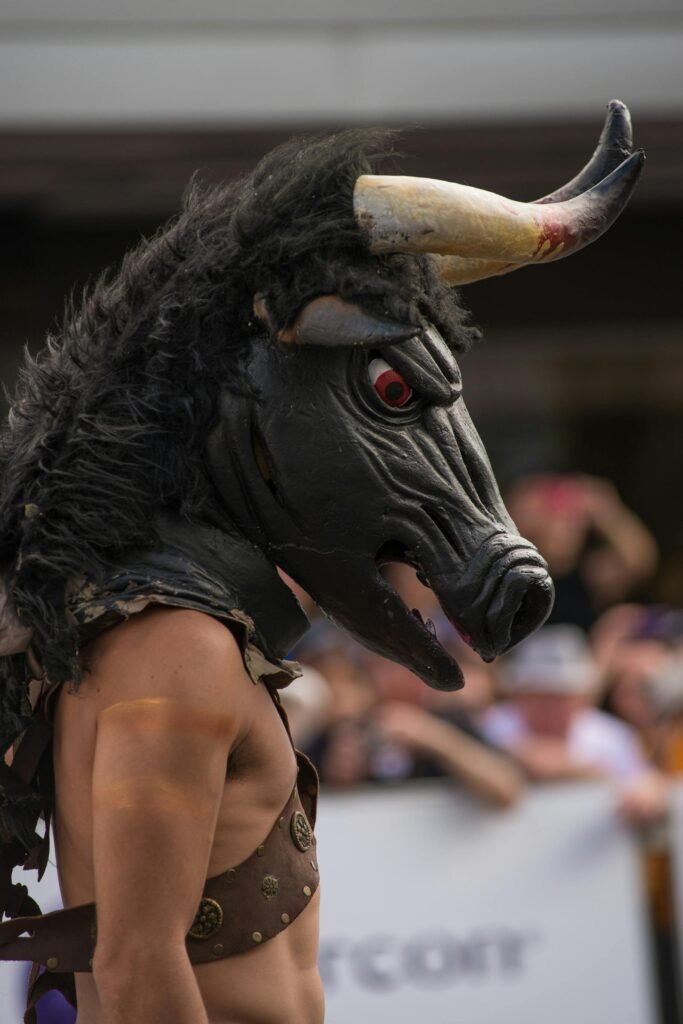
0 760 319 973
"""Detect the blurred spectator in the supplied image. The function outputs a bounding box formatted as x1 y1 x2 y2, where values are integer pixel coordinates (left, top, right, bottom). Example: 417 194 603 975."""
295 605 523 806
602 635 673 755
591 603 655 674
506 474 658 630
292 619 377 781
368 649 524 807
482 625 668 824
596 609 683 1024
598 605 683 767
294 619 374 723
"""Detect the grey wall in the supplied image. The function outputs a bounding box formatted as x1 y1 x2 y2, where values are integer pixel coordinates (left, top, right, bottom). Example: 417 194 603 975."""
0 0 681 125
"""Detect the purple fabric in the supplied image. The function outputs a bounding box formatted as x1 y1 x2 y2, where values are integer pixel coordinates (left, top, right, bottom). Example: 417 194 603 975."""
37 991 76 1023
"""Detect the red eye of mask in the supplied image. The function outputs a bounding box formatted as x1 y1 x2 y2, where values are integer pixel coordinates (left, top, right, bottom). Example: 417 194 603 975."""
367 358 413 408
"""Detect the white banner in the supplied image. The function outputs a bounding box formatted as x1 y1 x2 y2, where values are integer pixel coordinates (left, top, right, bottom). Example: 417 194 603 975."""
667 780 683 1015
316 781 657 1024
0 781 657 1023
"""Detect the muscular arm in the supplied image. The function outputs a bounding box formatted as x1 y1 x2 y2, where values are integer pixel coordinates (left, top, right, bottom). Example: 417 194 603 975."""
578 476 658 601
88 609 251 1024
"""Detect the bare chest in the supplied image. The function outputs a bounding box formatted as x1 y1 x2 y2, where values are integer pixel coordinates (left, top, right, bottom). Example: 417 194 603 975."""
53 680 298 900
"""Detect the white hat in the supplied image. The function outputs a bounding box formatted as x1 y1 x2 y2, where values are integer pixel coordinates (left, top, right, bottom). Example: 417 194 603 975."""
499 624 597 695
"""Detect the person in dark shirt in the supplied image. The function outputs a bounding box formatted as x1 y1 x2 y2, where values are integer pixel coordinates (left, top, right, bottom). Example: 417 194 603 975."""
297 617 523 807
506 474 658 630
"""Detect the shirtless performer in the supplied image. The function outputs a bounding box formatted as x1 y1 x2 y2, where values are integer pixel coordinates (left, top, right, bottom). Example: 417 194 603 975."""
55 607 323 1024
0 104 641 1022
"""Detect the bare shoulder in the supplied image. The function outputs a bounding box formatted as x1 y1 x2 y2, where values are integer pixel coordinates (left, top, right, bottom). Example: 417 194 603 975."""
82 606 254 726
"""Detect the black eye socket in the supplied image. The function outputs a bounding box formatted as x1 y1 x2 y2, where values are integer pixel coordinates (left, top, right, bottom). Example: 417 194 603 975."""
367 357 413 409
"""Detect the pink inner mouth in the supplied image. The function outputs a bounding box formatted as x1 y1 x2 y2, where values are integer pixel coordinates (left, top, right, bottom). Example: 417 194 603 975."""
449 617 473 647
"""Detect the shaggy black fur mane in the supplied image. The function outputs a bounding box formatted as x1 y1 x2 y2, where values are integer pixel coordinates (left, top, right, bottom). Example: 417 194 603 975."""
0 128 478 750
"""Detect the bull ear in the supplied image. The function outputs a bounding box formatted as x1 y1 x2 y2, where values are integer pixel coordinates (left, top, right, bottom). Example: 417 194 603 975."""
253 294 419 348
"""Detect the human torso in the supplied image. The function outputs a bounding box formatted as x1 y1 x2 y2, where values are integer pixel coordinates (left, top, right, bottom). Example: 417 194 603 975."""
52 619 323 1024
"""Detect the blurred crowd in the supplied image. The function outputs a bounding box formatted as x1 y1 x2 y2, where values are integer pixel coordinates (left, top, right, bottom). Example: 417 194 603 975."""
281 471 683 1022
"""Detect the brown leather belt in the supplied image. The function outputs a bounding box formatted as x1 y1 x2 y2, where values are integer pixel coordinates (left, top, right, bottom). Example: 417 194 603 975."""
0 765 319 973
0 743 319 1022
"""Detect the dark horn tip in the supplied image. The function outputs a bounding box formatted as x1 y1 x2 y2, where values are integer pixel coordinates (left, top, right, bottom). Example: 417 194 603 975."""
588 149 645 211
536 100 635 207
626 149 646 175
611 148 645 179
601 99 633 155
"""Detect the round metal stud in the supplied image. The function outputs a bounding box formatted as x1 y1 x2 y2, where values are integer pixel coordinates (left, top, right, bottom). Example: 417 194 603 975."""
280 912 291 925
213 943 225 956
257 844 266 857
188 897 224 940
278 816 285 829
311 860 319 872
290 811 313 852
252 931 263 943
303 885 312 898
46 957 58 971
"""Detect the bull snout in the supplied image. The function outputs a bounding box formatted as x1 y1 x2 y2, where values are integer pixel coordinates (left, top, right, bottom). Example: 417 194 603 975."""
424 532 554 662
480 553 554 659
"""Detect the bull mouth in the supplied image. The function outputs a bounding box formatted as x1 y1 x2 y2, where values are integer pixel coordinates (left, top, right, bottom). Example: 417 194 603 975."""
375 531 554 668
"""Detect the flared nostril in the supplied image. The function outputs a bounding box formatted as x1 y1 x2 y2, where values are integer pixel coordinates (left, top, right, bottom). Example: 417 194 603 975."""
508 574 555 649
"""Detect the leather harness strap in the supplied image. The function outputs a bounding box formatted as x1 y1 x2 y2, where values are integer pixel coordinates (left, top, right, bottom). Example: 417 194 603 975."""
0 755 319 972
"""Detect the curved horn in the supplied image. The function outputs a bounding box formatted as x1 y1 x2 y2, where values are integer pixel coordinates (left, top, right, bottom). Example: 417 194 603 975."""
436 99 636 284
537 99 633 205
355 150 644 272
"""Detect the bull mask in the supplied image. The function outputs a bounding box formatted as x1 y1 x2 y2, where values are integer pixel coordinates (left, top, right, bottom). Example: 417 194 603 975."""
208 100 643 691
208 297 554 691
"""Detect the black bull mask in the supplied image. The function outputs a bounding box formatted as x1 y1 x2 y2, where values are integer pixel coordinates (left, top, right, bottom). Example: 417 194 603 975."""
208 301 554 690
208 99 643 691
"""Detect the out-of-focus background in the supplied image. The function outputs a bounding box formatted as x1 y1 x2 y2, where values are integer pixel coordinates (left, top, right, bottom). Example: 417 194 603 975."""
0 1 682 1022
